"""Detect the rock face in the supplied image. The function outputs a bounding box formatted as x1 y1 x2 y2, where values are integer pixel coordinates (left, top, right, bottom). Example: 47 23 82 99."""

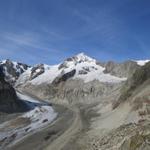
0 59 29 85
114 61 150 109
0 67 28 113
104 60 140 78
52 69 76 85
88 123 150 150
22 79 122 104
30 64 48 80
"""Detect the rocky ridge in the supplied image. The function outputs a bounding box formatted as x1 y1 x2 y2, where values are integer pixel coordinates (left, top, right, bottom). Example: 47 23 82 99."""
0 59 30 85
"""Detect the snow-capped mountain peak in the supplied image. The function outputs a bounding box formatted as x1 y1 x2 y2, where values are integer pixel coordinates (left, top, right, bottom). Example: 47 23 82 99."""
74 52 96 63
58 53 97 70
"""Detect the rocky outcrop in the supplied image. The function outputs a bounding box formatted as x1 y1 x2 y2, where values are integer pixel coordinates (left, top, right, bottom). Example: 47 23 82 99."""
30 64 45 80
0 67 28 113
52 69 76 85
104 60 140 78
87 123 150 150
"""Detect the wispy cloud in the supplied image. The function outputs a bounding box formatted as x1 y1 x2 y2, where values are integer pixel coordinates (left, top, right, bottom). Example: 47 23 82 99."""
0 31 64 64
71 7 123 48
41 27 68 41
2 31 49 50
0 48 13 56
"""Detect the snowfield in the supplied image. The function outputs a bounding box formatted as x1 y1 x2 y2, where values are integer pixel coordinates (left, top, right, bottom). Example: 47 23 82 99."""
0 93 57 149
22 105 57 132
136 60 150 66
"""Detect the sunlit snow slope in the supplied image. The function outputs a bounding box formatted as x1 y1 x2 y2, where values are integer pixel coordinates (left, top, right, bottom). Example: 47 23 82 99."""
16 53 126 86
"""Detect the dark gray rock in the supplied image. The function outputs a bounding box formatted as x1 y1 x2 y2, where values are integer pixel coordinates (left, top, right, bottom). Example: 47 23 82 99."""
52 69 76 85
0 67 28 113
0 59 30 85
30 64 45 80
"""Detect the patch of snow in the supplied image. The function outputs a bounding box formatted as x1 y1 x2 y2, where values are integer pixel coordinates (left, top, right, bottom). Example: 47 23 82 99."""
35 68 41 73
23 105 57 129
13 61 18 69
75 69 126 83
31 64 61 85
3 66 16 82
72 60 126 83
0 59 7 64
43 64 51 70
136 60 150 66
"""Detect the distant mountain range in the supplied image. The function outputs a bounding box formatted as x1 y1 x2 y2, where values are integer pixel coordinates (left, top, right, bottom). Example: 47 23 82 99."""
0 53 149 105
1 53 149 86
0 53 150 111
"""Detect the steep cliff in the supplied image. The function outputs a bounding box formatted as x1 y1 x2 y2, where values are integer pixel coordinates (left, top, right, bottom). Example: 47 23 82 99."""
0 67 28 113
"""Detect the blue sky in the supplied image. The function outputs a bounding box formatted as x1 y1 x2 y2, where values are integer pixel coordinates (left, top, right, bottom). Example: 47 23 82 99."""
0 0 150 64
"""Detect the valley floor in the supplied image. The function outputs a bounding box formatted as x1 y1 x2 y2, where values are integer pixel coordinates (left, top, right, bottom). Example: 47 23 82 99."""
7 104 74 150
3 92 150 150
5 95 99 150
